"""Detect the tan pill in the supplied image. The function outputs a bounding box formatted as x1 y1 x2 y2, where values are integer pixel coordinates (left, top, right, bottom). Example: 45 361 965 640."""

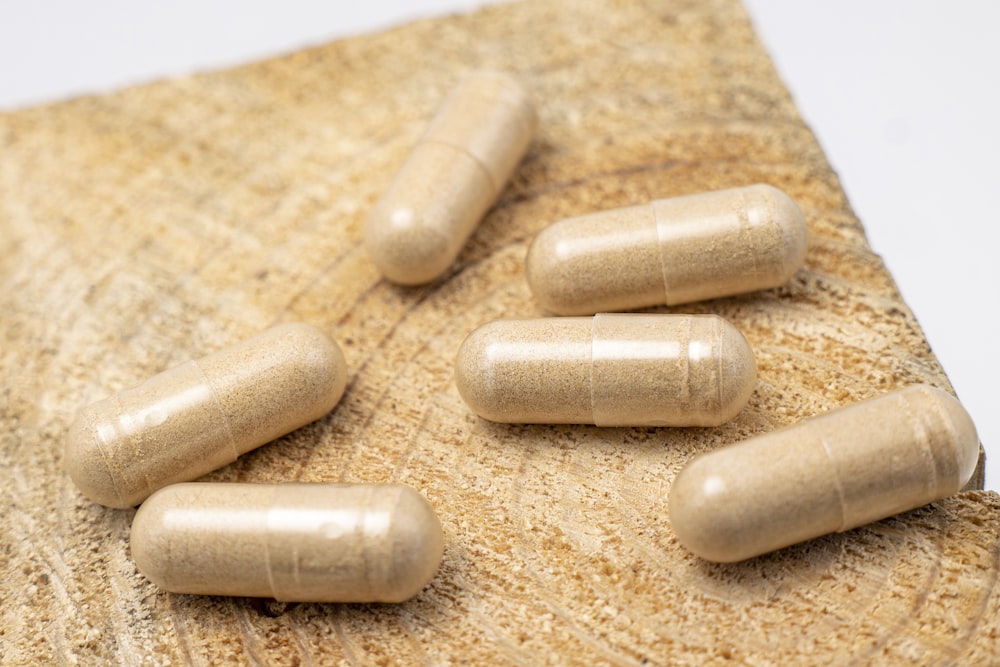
669 384 980 563
130 483 444 603
65 323 347 508
365 70 537 285
526 184 809 315
455 313 756 427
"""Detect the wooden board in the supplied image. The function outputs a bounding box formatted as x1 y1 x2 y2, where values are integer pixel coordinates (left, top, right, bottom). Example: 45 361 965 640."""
1 0 997 663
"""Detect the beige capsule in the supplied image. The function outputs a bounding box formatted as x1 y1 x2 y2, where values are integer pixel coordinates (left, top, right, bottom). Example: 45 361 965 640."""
65 323 347 509
455 313 756 427
130 483 444 603
365 70 537 285
669 384 980 563
526 184 809 315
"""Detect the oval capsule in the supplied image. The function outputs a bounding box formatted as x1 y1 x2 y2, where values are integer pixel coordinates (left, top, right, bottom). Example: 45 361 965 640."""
130 483 444 603
455 313 756 427
65 323 347 508
365 70 537 285
526 184 809 315
669 384 980 562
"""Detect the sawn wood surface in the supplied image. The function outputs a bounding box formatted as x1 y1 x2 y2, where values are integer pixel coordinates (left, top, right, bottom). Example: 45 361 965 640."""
1 0 997 664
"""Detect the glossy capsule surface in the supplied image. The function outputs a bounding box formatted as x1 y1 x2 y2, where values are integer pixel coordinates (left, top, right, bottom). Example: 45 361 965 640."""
131 483 444 603
526 184 809 315
669 384 980 563
455 314 756 427
366 70 537 285
65 323 347 508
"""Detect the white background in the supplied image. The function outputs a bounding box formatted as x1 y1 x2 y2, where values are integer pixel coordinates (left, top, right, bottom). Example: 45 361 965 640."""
2 2 996 488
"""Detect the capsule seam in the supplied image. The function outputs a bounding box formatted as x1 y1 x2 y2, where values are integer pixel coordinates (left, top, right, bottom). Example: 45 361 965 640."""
651 203 674 306
363 486 385 600
712 317 723 423
386 487 403 599
192 359 239 465
264 503 279 600
589 315 599 425
818 432 849 532
900 388 940 492
679 318 691 413
933 396 964 492
741 191 763 283
421 138 500 196
98 397 128 507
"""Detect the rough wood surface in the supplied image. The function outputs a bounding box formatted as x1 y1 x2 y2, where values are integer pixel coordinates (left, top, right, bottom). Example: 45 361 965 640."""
1 0 997 664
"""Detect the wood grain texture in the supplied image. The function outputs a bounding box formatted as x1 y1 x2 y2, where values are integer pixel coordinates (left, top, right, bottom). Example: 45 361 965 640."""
1 0 996 664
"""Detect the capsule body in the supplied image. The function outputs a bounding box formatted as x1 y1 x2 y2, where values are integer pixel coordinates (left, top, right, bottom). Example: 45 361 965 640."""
455 314 756 427
669 384 980 562
366 70 537 285
526 184 809 315
65 323 347 508
130 483 444 602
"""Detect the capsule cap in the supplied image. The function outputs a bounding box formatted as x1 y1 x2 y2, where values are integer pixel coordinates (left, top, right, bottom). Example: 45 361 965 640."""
907 385 980 492
654 184 809 305
455 317 595 424
591 314 756 427
526 204 662 315
669 455 746 563
65 402 128 508
365 142 495 285
944 391 981 489
383 485 446 602
716 319 758 424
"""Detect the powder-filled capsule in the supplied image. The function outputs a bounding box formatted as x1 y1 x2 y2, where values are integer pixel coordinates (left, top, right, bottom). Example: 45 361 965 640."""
131 483 444 603
455 313 756 427
669 384 980 563
65 323 347 508
526 184 809 315
366 70 537 285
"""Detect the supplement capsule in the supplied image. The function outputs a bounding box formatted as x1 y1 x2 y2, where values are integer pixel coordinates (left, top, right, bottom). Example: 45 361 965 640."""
65 323 347 508
365 70 537 285
526 184 809 315
669 384 980 563
455 313 756 427
130 483 444 603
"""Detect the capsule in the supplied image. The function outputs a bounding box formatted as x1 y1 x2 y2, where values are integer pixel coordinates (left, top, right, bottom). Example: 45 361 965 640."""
669 384 980 563
365 70 537 285
455 314 756 427
130 483 444 602
65 323 347 508
526 184 809 315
